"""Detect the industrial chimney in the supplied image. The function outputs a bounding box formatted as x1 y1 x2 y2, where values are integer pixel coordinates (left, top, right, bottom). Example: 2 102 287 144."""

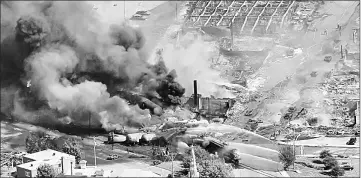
193 80 198 110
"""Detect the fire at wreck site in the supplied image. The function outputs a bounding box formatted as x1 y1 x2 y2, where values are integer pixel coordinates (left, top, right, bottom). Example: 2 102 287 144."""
0 1 188 133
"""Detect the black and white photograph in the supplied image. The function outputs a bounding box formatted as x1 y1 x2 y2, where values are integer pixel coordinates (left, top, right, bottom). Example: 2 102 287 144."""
0 1 360 177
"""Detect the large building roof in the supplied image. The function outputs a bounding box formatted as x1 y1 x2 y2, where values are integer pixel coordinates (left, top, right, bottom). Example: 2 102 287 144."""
17 159 60 170
24 149 75 162
184 0 296 34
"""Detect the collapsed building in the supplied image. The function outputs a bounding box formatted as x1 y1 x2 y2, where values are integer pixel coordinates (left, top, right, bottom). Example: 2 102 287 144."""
184 1 297 35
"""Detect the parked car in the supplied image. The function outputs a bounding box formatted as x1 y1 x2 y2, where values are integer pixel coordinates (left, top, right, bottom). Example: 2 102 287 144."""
327 130 335 135
337 130 346 135
340 162 354 170
136 10 151 16
244 109 253 116
355 130 360 136
130 14 148 20
107 154 119 160
287 107 296 113
324 56 332 62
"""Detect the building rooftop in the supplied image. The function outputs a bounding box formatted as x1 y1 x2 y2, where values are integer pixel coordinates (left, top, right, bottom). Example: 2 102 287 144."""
24 149 75 161
17 159 60 170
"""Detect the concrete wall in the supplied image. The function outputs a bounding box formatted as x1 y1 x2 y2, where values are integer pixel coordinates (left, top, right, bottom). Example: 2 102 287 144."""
16 167 36 177
62 157 76 175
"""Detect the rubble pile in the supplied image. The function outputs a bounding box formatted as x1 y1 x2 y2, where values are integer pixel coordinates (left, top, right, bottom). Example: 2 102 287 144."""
321 74 359 97
290 1 321 32
319 72 359 127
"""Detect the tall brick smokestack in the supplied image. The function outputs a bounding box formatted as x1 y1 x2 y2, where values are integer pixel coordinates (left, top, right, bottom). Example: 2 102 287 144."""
193 80 198 110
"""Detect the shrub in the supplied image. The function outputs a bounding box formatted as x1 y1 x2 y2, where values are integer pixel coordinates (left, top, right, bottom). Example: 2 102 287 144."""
223 149 240 168
323 157 338 170
329 165 345 177
320 150 332 159
197 158 233 178
279 145 296 170
37 164 57 178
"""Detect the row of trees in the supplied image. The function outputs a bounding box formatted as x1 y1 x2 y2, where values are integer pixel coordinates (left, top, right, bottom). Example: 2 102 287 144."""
25 131 82 163
150 144 299 177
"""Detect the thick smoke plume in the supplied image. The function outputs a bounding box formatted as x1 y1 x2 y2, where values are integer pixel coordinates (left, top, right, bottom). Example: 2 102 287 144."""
159 32 235 98
0 1 185 132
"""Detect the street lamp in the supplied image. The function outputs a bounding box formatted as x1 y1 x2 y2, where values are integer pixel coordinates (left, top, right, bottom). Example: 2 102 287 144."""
293 133 301 169
93 137 97 167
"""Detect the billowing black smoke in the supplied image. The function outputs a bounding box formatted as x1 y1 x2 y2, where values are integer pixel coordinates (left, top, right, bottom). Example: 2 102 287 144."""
109 24 145 51
0 1 185 132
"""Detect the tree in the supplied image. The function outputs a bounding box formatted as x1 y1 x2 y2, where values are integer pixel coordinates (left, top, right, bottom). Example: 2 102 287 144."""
26 132 41 153
223 149 240 168
180 146 212 170
323 157 338 170
279 145 296 170
26 131 60 154
319 150 332 159
329 165 345 177
307 117 318 126
197 158 233 178
62 138 82 164
180 146 233 177
37 164 57 178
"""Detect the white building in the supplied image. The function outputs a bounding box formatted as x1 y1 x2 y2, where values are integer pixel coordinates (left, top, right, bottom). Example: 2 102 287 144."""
17 149 76 177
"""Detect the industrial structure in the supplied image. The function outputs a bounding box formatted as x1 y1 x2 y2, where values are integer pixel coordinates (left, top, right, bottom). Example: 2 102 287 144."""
183 80 236 119
184 0 296 35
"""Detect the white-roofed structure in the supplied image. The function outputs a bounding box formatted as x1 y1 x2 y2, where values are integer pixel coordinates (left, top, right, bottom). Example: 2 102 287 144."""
17 149 76 178
23 149 75 163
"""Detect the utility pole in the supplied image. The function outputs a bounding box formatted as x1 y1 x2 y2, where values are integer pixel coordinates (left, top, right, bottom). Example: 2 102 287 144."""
111 131 114 150
171 153 175 178
340 45 343 59
293 133 301 170
88 112 91 136
123 0 126 21
230 21 234 50
175 2 178 21
93 137 97 167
